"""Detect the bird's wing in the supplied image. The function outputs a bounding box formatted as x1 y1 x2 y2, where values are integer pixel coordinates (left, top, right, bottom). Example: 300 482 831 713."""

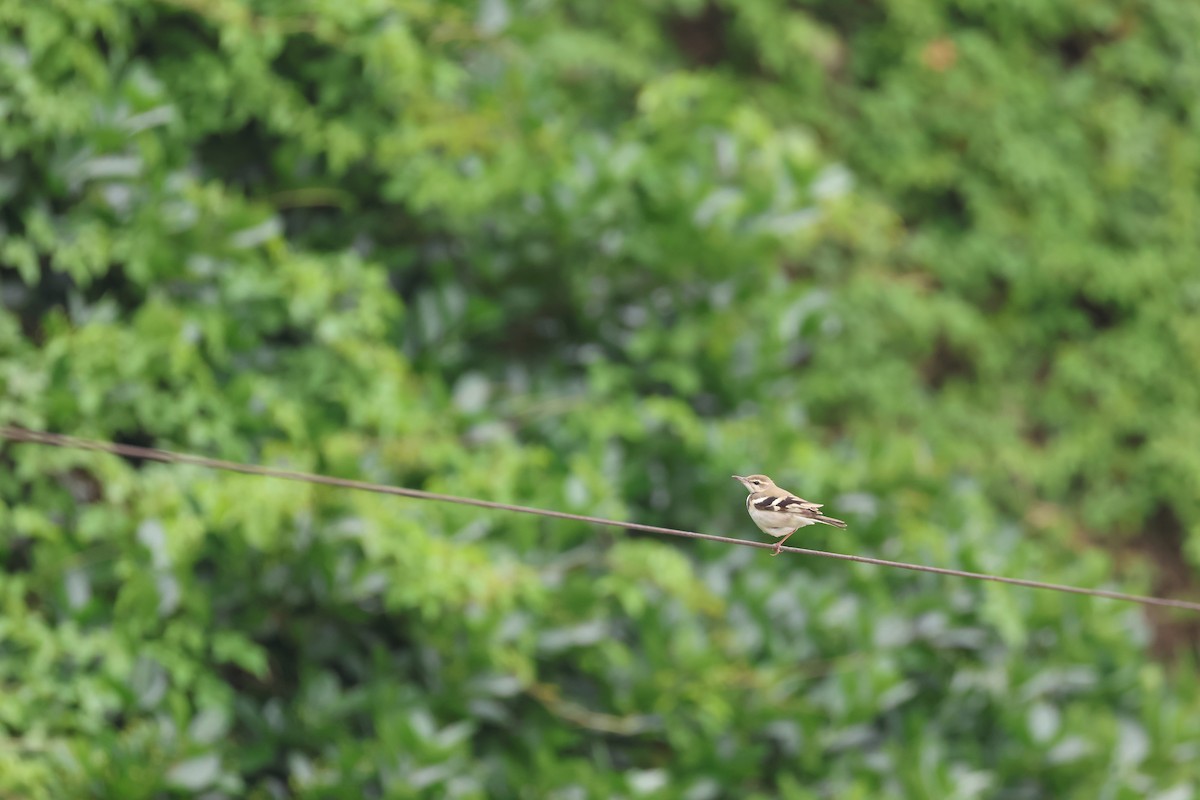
753 494 823 514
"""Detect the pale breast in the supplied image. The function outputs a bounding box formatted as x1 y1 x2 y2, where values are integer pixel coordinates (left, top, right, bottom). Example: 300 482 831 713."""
747 505 818 536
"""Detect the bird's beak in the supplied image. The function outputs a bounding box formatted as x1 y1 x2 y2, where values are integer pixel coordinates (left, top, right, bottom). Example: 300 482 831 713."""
732 475 749 487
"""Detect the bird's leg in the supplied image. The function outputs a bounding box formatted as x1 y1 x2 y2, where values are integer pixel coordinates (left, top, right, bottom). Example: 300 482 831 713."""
771 531 795 556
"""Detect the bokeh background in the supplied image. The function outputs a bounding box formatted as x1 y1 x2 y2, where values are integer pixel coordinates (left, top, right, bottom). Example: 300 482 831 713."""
3 0 1200 797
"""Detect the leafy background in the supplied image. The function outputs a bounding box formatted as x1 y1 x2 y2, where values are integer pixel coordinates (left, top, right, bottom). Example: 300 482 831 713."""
2 0 1199 797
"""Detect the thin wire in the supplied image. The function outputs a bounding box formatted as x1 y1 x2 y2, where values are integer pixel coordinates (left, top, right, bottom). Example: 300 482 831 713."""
4 425 1199 613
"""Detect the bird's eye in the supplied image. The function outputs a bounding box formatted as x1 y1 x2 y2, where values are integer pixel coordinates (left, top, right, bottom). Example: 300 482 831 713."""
752 480 761 485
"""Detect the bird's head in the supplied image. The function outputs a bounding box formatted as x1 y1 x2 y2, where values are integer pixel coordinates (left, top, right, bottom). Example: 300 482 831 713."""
732 474 776 493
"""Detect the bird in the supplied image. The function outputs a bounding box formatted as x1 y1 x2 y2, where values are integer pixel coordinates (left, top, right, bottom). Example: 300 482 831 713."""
732 474 847 556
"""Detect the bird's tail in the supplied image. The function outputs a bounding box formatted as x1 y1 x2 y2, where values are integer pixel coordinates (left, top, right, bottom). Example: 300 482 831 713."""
815 515 848 529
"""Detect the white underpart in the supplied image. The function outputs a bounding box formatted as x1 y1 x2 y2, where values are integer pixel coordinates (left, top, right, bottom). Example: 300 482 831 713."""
747 506 819 538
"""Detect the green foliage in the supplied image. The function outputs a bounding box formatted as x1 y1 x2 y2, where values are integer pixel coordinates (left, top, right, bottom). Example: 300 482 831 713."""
794 0 1200 549
2 0 1199 797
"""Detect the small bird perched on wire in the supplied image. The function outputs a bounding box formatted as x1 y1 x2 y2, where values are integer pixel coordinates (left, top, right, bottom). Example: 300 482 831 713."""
733 474 847 555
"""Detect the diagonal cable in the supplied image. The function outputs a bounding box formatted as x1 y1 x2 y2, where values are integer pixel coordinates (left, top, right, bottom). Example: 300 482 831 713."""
3 426 1198 613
